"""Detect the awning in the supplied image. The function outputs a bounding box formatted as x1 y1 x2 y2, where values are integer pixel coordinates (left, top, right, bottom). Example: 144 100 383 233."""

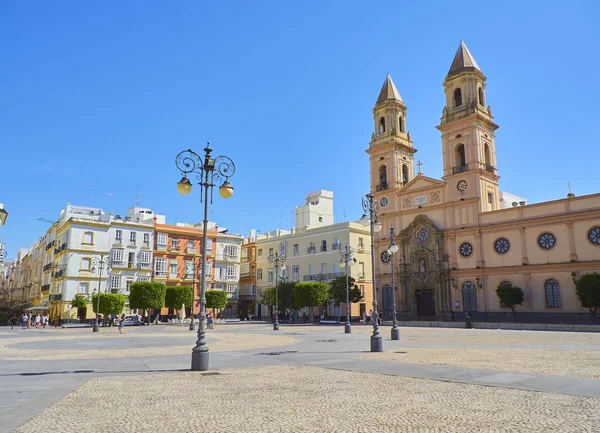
26 306 49 311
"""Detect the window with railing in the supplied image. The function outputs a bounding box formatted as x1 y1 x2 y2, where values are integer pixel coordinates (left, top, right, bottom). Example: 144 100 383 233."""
129 232 136 245
172 238 179 250
332 238 340 250
321 240 327 252
257 269 263 281
155 258 167 277
110 275 121 289
308 243 316 254
268 268 274 283
185 260 194 279
292 265 299 281
293 244 299 256
170 261 178 278
358 238 364 249
115 230 122 243
143 233 150 247
112 249 124 266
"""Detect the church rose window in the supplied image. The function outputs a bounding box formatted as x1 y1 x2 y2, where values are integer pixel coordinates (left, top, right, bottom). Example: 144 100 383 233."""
494 237 510 254
537 232 556 250
416 227 430 243
588 226 600 245
381 251 391 263
459 242 473 257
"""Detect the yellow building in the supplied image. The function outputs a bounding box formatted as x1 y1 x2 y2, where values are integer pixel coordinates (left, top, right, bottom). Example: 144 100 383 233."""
255 190 373 321
368 41 600 322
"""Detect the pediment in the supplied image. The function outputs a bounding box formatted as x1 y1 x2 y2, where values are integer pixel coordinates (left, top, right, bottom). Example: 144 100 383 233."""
399 174 445 194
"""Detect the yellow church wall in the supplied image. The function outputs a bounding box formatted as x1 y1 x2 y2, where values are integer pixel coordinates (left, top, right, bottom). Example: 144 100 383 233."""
574 220 600 258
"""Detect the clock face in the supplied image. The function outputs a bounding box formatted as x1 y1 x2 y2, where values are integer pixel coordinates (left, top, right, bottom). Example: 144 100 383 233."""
381 251 391 263
380 197 388 207
457 180 468 192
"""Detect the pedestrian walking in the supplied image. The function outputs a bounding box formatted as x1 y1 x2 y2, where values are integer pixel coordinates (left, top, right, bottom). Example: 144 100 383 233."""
362 311 367 325
117 314 125 335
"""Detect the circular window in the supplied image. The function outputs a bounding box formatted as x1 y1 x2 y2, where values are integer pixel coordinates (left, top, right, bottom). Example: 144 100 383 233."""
416 227 430 243
494 237 510 254
459 242 473 257
457 180 468 192
588 226 600 246
537 232 556 250
381 251 391 263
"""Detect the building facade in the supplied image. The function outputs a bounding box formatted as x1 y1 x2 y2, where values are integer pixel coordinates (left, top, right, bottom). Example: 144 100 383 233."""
255 190 373 321
368 41 600 322
238 231 257 320
214 231 243 317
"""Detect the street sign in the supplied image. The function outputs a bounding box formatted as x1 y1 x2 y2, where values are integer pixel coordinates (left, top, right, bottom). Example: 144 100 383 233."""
67 304 72 310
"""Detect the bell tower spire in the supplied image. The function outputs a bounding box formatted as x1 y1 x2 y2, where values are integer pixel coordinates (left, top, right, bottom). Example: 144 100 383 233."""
367 74 417 198
437 41 501 212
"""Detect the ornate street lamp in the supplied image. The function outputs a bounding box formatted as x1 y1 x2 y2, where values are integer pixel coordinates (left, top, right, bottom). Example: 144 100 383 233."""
176 143 236 371
91 255 111 333
0 243 7 262
360 193 383 352
339 245 356 334
268 252 286 331
387 227 400 340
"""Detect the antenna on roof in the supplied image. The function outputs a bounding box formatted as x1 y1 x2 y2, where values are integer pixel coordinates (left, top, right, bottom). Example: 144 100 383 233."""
135 186 142 206
90 181 95 203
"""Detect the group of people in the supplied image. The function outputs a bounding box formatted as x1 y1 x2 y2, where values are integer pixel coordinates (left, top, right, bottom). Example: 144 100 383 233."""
18 312 48 330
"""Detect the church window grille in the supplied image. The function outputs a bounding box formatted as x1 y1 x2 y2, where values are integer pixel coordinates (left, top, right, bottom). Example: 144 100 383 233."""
494 237 510 254
588 227 600 245
478 87 485 106
462 281 477 312
398 116 404 132
545 279 561 308
454 88 462 107
537 232 556 250
459 242 473 257
456 144 466 168
379 117 386 134
416 227 430 243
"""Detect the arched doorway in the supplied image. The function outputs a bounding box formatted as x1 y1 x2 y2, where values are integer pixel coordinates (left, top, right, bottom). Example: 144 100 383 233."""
462 281 478 312
415 289 435 317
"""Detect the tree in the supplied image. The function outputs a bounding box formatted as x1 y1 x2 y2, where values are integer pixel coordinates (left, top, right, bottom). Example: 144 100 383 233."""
575 272 600 322
71 294 88 309
205 290 228 310
495 284 524 318
261 282 296 313
91 292 126 316
129 282 166 325
165 286 194 318
294 282 329 311
329 276 363 306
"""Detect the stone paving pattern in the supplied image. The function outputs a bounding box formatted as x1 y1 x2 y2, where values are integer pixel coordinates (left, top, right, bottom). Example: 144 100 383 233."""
14 365 600 433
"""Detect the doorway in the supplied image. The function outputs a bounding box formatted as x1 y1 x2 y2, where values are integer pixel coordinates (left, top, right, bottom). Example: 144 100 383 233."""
416 290 435 316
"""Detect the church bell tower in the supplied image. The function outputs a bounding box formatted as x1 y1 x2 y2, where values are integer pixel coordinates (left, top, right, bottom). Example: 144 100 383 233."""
367 74 417 201
437 41 501 212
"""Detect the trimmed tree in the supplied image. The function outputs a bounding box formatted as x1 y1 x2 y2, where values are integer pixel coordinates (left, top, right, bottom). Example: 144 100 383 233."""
495 284 524 318
261 282 296 313
329 276 363 306
205 290 228 310
165 285 194 318
71 294 88 309
575 272 600 322
294 282 329 321
129 282 166 325
91 293 126 316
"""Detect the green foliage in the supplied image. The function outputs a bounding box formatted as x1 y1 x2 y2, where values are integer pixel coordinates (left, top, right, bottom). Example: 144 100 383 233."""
91 292 126 315
165 286 194 309
294 282 329 309
495 285 524 316
205 290 228 309
329 276 363 305
71 294 88 309
129 282 166 310
261 282 296 311
575 272 600 318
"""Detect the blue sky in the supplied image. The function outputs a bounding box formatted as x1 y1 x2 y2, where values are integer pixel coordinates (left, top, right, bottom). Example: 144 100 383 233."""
1 0 599 257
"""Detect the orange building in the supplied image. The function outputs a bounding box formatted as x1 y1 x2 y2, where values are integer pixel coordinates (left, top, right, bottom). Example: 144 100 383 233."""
238 233 257 320
153 222 217 317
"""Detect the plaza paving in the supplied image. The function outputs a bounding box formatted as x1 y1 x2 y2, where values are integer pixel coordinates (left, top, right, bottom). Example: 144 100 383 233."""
1 323 600 432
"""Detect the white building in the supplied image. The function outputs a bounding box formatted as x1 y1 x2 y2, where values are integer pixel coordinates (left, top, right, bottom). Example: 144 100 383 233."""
214 229 243 317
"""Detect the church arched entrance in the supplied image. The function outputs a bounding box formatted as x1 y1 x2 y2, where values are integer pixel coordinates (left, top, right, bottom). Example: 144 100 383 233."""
382 284 394 320
415 289 435 317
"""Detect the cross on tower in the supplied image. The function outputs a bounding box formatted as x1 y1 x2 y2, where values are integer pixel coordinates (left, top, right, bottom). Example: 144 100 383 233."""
417 160 423 174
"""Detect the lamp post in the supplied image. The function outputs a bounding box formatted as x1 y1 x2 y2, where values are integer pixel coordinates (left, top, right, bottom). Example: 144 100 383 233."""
268 252 286 331
316 273 326 320
339 245 356 334
360 193 383 352
189 255 200 331
176 143 235 371
91 255 111 333
387 227 400 340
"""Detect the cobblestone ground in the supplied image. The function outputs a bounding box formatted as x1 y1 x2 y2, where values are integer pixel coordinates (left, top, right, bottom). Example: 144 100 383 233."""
0 331 297 360
14 365 600 433
361 347 600 379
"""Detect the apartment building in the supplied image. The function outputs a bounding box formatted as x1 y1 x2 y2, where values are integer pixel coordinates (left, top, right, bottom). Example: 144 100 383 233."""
254 190 373 320
238 230 257 320
214 231 243 317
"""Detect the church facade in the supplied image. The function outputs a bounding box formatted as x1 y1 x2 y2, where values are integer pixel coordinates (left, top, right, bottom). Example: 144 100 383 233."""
368 41 600 322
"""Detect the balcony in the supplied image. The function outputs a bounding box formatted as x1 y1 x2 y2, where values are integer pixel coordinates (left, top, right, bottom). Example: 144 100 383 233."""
332 243 340 250
138 262 152 270
45 240 56 251
53 243 68 254
127 262 135 269
302 272 344 282
452 164 469 174
49 294 63 301
485 164 497 174
320 246 327 252
185 246 197 254
155 271 167 278
41 284 50 292
156 244 168 251
52 269 65 278
307 247 316 254
376 183 388 192
112 260 125 268
115 237 123 244
43 262 54 272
